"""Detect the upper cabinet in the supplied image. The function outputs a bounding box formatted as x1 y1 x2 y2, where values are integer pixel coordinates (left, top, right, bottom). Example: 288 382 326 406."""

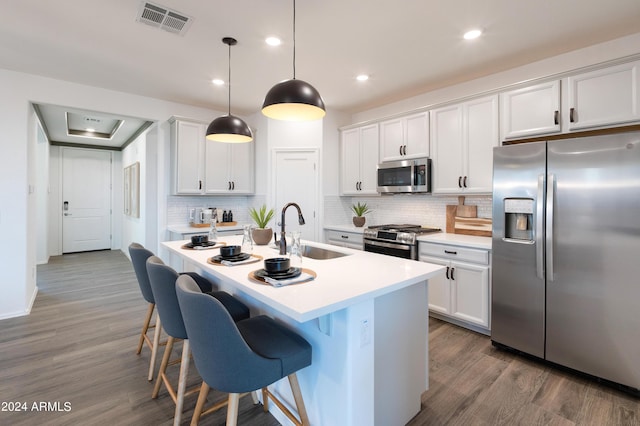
500 80 561 140
204 141 254 194
170 118 206 195
567 61 640 131
379 112 429 162
431 95 498 194
170 117 254 195
340 124 379 195
501 60 640 141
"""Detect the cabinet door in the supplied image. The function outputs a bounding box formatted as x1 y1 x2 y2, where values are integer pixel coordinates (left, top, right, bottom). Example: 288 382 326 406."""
450 261 489 327
404 112 429 159
340 128 363 195
431 104 464 194
568 61 640 130
421 256 451 315
173 120 205 194
379 118 405 162
204 141 231 193
500 80 561 140
228 142 254 194
464 95 498 193
358 124 379 194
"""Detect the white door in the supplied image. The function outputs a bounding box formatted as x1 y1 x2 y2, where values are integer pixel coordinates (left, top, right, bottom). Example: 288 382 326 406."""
272 149 319 242
62 148 112 253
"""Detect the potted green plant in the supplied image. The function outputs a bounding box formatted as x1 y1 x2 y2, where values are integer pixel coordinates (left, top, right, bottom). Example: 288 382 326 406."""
249 204 275 245
351 202 371 227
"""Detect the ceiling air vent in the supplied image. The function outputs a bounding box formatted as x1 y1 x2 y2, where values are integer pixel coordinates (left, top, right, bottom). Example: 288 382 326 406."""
136 1 193 36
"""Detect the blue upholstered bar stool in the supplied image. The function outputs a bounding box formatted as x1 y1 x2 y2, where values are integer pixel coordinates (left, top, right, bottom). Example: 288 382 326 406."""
176 275 312 426
146 256 250 426
128 242 163 381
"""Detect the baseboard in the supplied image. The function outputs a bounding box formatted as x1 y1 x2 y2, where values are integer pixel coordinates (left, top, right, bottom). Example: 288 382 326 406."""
26 285 39 314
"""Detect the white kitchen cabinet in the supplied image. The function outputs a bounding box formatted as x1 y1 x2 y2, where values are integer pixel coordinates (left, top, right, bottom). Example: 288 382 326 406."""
204 140 254 194
379 111 429 162
170 116 254 195
500 80 561 140
431 95 498 194
325 229 363 250
340 124 379 195
567 60 640 131
170 118 206 195
419 242 490 333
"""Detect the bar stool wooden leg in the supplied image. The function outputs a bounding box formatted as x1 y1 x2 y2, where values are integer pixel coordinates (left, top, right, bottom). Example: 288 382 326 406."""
153 336 174 398
226 393 240 426
190 382 210 426
288 373 310 426
148 314 162 381
261 387 269 412
173 340 191 426
137 303 154 354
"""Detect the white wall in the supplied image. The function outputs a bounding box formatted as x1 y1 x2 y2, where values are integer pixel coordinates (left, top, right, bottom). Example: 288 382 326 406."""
35 122 49 265
352 32 640 123
122 133 147 254
0 68 225 319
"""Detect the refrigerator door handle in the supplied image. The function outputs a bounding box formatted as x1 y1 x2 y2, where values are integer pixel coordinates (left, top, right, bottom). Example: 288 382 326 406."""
546 173 555 282
536 174 545 279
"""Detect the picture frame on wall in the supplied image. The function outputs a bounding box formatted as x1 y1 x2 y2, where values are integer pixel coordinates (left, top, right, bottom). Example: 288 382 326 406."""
124 162 140 218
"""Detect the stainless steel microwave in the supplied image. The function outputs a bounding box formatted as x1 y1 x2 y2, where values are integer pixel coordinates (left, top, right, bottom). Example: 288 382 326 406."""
377 158 432 193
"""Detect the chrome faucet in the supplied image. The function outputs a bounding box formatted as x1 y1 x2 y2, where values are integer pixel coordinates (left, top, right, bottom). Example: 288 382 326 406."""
279 202 305 255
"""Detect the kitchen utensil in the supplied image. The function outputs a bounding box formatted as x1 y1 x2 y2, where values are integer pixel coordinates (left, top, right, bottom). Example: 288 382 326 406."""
264 257 290 273
191 235 209 245
456 196 477 218
454 216 492 237
220 245 241 258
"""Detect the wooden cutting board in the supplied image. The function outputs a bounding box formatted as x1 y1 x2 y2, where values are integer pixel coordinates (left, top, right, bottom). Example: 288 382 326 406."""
454 216 492 237
456 196 477 218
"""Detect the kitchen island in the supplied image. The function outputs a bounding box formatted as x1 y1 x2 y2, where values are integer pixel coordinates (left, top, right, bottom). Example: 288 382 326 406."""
161 237 444 426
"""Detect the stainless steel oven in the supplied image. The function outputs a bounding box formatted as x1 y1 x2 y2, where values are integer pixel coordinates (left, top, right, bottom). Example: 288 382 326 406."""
363 224 440 259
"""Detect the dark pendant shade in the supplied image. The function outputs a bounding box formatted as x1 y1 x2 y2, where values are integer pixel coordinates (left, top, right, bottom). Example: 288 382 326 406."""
262 78 326 121
206 114 253 143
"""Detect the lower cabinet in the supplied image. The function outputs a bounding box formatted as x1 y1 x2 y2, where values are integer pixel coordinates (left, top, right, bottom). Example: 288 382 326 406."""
325 229 363 250
419 242 490 334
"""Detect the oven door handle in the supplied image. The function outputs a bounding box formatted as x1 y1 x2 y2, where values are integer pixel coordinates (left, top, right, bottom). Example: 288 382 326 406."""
363 239 413 251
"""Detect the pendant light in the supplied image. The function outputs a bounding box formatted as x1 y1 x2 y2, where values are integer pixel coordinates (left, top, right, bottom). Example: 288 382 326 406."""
206 37 253 143
262 0 326 121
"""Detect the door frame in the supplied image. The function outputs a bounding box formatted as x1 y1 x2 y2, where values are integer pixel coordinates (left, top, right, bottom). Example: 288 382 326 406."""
51 146 118 256
269 147 322 242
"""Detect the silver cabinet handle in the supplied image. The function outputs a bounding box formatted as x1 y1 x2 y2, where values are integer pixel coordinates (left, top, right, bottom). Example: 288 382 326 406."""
536 174 545 279
546 174 555 281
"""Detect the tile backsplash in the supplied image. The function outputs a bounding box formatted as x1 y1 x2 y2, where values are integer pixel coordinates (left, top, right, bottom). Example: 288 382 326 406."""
167 195 266 225
324 194 492 230
168 194 492 232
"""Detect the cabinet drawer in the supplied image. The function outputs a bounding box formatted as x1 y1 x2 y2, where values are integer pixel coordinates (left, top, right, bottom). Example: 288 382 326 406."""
326 230 363 247
419 243 489 265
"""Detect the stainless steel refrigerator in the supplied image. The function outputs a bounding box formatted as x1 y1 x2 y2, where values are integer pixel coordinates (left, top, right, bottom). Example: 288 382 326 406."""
491 131 640 391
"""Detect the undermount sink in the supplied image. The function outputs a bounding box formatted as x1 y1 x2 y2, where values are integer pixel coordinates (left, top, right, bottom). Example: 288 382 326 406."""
299 245 350 260
272 244 350 260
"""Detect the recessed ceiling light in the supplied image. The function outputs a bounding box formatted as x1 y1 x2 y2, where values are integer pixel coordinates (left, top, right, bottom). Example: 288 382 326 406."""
265 36 281 46
212 78 225 86
463 29 482 40
356 74 369 82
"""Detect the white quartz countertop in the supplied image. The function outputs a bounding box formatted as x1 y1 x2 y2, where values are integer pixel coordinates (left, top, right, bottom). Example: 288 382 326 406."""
323 224 366 234
162 236 444 323
417 232 492 250
167 223 246 235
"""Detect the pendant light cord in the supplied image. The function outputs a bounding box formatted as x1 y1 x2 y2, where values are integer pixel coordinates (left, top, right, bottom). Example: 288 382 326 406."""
227 42 232 115
292 0 296 79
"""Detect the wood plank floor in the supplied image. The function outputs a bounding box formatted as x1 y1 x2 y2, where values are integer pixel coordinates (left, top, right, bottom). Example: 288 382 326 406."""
1 250 638 425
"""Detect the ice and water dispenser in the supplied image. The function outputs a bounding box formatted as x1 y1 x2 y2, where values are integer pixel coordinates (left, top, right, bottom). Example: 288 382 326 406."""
503 198 534 242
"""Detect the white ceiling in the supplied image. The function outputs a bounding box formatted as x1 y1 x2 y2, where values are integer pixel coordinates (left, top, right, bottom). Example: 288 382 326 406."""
2 0 640 146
